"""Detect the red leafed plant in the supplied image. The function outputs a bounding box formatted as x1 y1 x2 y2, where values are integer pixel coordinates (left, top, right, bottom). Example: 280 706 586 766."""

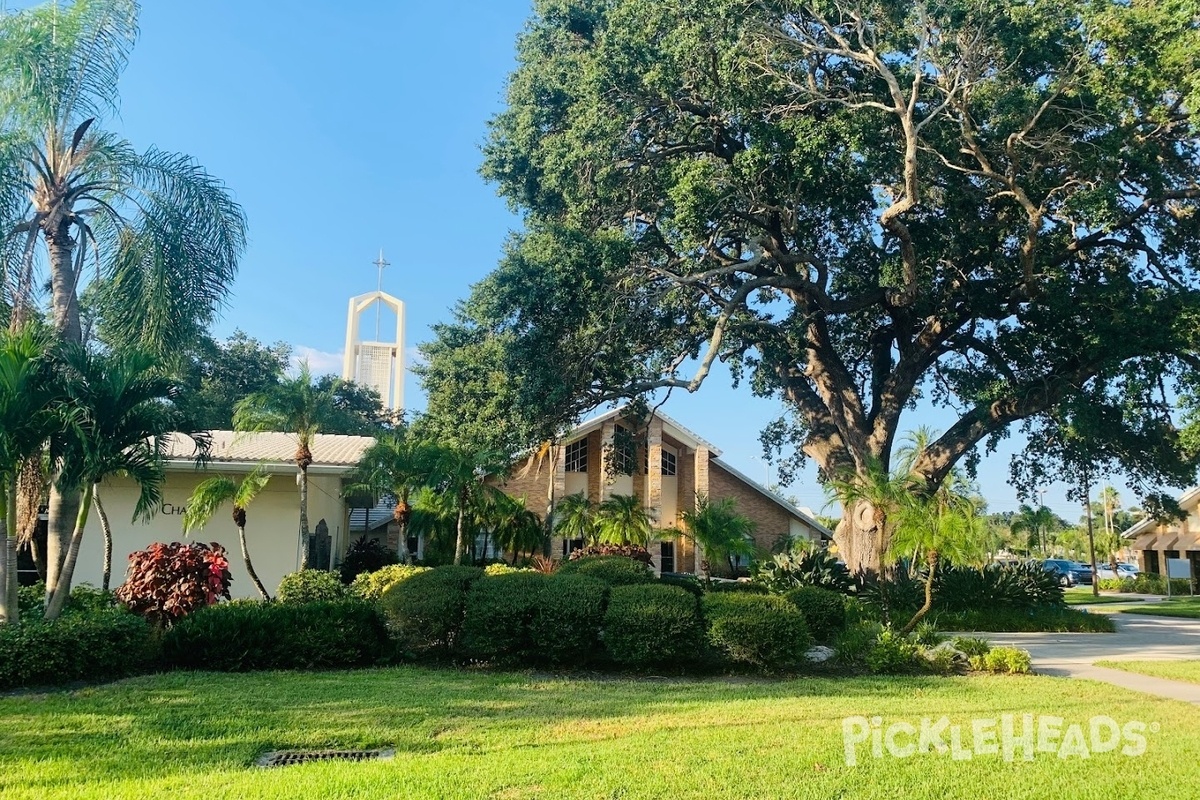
115 541 233 625
566 544 653 565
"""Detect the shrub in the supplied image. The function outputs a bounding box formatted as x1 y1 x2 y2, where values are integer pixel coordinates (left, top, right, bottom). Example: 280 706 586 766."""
602 584 703 668
970 646 1033 674
349 564 430 602
567 544 653 565
933 606 1115 633
0 610 157 689
658 573 704 597
856 576 923 621
752 547 853 594
921 641 967 675
706 580 769 594
530 574 609 666
380 565 483 657
910 620 945 647
784 586 847 643
115 541 232 625
277 570 348 604
952 636 992 658
338 536 400 583
162 600 388 671
933 562 1063 612
483 563 533 576
460 572 547 664
834 621 883 667
558 555 653 586
17 582 45 616
1098 574 1192 594
703 593 812 670
865 629 923 675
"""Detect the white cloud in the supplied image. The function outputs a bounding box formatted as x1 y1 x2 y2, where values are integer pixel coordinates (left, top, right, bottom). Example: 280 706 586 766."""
291 346 344 377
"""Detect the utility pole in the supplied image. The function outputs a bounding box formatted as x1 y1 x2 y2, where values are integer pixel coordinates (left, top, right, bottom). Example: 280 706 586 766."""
1082 466 1099 598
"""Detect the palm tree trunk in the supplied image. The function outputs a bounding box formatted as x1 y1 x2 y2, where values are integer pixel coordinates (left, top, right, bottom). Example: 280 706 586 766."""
44 483 93 621
0 480 13 625
297 465 310 569
45 482 80 602
453 497 466 566
93 485 114 593
239 525 271 601
900 550 938 635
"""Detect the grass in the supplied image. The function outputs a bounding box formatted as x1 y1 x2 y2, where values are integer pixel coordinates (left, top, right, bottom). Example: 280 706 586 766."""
1064 591 1139 606
1094 660 1200 686
1118 597 1200 619
3 667 1199 799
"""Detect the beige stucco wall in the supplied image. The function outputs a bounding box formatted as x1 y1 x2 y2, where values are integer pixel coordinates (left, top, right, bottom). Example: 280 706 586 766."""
78 467 348 599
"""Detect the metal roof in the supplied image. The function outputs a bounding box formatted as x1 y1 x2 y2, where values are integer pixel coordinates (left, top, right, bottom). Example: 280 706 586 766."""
162 430 375 470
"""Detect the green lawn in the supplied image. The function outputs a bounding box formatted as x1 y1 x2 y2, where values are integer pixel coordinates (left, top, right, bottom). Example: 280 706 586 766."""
1095 660 1200 686
2 668 1199 799
1118 597 1200 619
1064 592 1139 606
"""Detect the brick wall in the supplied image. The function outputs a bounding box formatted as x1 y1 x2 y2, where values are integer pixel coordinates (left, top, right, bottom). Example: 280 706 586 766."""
709 461 793 553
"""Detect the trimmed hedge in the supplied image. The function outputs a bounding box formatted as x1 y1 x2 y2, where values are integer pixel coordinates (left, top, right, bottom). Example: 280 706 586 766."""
602 584 703 668
350 564 430 602
531 574 609 665
460 572 547 664
703 593 812 670
707 580 769 594
277 570 348 604
784 586 847 643
381 565 483 656
658 573 704 597
558 555 654 586
0 610 158 690
933 606 1115 633
1098 574 1192 595
161 600 388 671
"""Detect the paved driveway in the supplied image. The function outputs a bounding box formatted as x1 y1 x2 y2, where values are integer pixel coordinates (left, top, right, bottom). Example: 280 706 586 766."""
983 614 1200 703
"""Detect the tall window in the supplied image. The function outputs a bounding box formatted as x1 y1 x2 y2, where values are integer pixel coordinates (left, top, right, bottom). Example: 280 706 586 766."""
565 439 588 472
613 424 636 474
661 449 677 476
659 540 675 574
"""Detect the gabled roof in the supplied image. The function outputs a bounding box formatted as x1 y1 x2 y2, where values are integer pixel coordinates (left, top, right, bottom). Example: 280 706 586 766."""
1121 485 1200 539
711 456 834 541
569 406 722 456
162 430 375 471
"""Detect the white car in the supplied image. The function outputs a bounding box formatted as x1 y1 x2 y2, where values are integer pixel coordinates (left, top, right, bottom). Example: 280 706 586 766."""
1095 563 1139 580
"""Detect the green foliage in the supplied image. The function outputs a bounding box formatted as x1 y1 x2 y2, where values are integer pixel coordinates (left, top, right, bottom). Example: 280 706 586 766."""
910 621 945 648
553 492 598 545
558 554 653 586
483 563 531 576
602 584 703 668
530 574 609 665
1098 574 1192 594
933 562 1065 612
173 332 290 431
0 610 157 689
595 494 654 547
681 495 756 575
970 647 1033 675
865 630 923 675
833 621 884 668
952 637 993 659
459 572 547 664
658 572 703 597
934 607 1115 633
338 536 400 584
783 586 847 644
380 565 483 656
276 570 348 604
349 564 430 603
161 600 388 671
702 593 812 671
707 580 769 594
752 548 853 594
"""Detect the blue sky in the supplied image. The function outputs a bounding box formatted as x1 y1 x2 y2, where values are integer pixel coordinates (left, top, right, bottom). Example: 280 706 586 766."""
65 0 1121 519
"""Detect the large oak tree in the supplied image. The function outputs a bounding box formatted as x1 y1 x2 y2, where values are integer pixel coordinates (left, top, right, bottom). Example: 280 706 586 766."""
427 0 1200 573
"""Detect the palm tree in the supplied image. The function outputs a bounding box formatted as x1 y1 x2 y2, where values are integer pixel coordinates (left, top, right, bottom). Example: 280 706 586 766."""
0 0 245 606
1011 504 1057 558
345 426 437 564
44 347 204 620
595 494 655 547
233 362 337 569
488 494 544 564
0 327 65 624
429 446 508 565
182 466 272 600
827 457 915 577
680 495 756 577
553 492 597 548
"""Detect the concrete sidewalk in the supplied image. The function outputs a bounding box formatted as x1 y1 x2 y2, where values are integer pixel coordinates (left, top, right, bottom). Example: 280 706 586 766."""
984 615 1200 703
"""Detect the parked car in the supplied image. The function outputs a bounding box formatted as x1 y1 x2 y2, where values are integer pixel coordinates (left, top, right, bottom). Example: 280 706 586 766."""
1042 559 1077 587
1069 561 1094 585
1095 562 1139 580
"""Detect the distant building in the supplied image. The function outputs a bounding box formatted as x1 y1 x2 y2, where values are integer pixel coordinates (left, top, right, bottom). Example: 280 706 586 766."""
1123 487 1200 583
342 251 405 410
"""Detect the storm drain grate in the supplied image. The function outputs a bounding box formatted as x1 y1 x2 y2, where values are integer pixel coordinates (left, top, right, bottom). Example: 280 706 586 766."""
257 748 395 768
